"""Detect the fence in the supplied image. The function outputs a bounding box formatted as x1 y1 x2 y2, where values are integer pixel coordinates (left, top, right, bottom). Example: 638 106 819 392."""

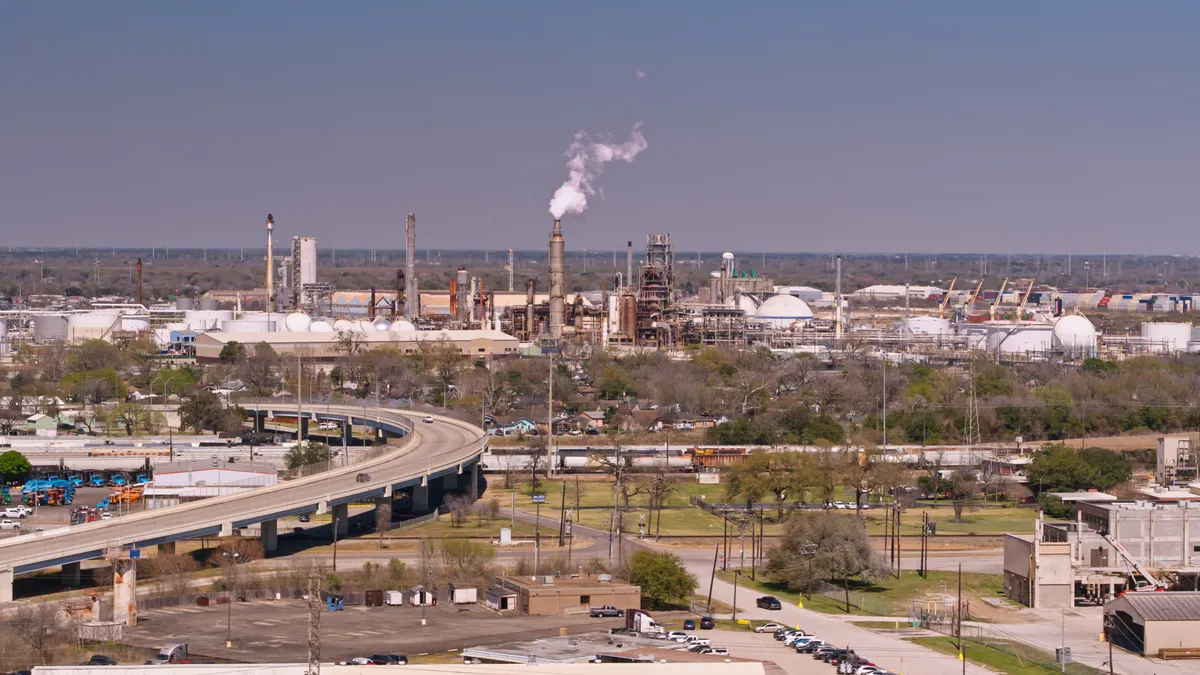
924 619 1099 674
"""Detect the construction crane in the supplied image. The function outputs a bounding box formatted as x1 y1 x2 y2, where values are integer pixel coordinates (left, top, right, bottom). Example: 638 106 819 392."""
1015 278 1036 320
989 277 1009 321
937 277 957 319
963 279 985 318
1098 529 1169 592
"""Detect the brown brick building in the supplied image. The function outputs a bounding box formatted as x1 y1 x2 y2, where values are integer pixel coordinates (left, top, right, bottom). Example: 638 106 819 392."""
497 575 641 615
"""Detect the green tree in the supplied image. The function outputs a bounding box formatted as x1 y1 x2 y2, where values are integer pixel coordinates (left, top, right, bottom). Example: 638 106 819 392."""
219 341 247 364
0 450 32 482
765 511 886 606
66 339 124 373
179 391 244 434
628 551 697 609
284 441 332 470
1026 444 1131 492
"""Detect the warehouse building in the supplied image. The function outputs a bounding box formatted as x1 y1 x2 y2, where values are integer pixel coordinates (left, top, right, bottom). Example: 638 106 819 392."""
193 329 519 363
495 574 640 616
1105 591 1200 657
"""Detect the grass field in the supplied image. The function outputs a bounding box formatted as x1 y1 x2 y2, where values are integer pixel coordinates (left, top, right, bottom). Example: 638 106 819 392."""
716 569 1005 618
908 636 1106 675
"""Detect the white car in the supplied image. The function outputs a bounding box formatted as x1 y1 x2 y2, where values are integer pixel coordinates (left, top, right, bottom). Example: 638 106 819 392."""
1 508 26 519
0 519 21 530
423 416 434 424
683 637 710 647
666 631 690 642
10 506 31 516
703 648 729 656
856 667 881 675
754 622 785 633
101 512 113 521
317 421 338 430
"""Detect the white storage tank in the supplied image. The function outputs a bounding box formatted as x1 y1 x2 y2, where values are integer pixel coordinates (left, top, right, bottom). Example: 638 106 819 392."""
752 294 814 328
310 320 334 333
987 324 1054 354
957 323 989 350
902 316 952 336
372 318 391 332
1053 314 1098 356
221 319 276 333
34 315 70 341
388 319 416 335
120 314 150 332
67 312 120 341
1141 321 1192 353
284 312 313 332
354 320 374 332
183 310 234 331
332 319 353 332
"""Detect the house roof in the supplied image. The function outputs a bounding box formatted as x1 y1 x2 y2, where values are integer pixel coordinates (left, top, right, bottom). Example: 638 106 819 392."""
1114 591 1200 621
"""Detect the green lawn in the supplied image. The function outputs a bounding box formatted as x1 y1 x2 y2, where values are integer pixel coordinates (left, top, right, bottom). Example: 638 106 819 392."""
863 506 1037 536
716 569 1005 617
908 637 1107 675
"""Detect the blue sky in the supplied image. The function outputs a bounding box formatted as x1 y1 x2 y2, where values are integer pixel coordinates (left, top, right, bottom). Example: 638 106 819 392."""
4 2 1200 253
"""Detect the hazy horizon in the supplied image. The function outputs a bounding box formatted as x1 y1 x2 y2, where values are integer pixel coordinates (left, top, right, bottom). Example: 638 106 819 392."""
6 3 1200 254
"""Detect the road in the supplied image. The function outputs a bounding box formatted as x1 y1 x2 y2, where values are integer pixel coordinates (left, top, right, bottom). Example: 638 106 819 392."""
0 406 485 601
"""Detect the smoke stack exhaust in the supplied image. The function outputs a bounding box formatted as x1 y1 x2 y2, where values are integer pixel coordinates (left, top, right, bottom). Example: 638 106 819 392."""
404 213 417 319
265 214 275 312
626 240 633 289
135 257 143 306
548 218 566 338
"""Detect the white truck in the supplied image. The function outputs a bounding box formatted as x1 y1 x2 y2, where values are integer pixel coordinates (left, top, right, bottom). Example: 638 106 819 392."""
623 609 666 637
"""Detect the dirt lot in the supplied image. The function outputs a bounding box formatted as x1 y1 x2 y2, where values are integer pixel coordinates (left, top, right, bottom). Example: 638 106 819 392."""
126 599 630 662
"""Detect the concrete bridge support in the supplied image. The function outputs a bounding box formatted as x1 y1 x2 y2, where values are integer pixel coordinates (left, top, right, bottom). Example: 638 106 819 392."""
112 559 137 626
469 462 479 500
62 561 82 587
411 483 430 513
260 519 278 553
331 503 349 537
158 541 176 556
0 568 13 603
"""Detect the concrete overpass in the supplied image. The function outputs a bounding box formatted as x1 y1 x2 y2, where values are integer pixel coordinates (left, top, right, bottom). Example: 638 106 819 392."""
0 406 486 602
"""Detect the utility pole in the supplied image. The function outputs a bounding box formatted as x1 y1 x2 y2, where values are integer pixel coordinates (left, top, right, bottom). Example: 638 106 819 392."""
706 544 719 613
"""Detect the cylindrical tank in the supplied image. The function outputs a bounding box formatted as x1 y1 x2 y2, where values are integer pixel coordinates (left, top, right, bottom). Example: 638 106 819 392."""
332 319 353 332
1141 322 1192 353
34 315 69 341
120 315 150 332
354 320 373 332
183 310 233 331
199 297 219 311
902 316 952 336
373 317 391 332
620 295 637 336
284 312 313 332
988 324 1054 354
220 319 275 333
176 297 195 311
388 319 416 335
240 311 273 322
310 320 335 333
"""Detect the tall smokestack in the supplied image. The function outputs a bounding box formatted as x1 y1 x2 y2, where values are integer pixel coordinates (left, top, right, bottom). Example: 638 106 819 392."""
626 241 633 289
135 257 143 306
835 255 843 339
507 249 514 292
369 287 376 320
404 213 417 319
548 219 566 338
525 277 536 337
456 268 470 322
265 214 275 312
395 269 404 317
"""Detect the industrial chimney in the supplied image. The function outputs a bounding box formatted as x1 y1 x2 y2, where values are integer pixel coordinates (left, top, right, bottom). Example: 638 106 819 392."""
456 268 470 322
265 214 275 312
369 287 377 320
548 218 566 338
135 258 143 306
626 240 633 289
404 213 417 319
525 277 536 337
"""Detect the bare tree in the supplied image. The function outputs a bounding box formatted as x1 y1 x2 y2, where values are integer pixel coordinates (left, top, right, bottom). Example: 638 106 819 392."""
13 603 65 664
437 539 495 584
148 553 201 598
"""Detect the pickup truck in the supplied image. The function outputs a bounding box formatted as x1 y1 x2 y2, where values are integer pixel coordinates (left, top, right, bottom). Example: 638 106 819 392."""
0 520 22 530
589 605 624 617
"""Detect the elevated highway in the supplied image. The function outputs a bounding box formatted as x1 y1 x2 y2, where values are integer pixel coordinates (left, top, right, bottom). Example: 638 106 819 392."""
0 406 486 602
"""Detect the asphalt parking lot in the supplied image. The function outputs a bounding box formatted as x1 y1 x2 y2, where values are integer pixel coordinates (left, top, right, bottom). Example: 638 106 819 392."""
127 599 626 663
0 487 126 534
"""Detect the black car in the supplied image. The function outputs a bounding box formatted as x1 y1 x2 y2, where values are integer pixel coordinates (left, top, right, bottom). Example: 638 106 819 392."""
370 654 407 665
773 629 789 640
756 595 782 610
84 656 117 666
699 616 715 629
299 514 311 523
683 619 696 630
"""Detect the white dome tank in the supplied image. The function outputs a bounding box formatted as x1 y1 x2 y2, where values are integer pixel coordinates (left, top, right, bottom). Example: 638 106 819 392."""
725 295 758 314
753 294 814 328
120 315 150 332
388 319 416 335
332 319 353 332
1053 314 1098 352
1141 321 1192 353
284 312 312 332
372 318 391 332
355 320 374 332
903 316 952 336
310 320 334 333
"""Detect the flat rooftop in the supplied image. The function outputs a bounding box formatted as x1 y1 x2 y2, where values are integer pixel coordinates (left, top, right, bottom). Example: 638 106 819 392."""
462 632 683 664
1048 491 1118 503
500 574 638 591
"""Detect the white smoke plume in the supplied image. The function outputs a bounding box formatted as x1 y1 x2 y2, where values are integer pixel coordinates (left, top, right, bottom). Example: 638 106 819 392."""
548 123 647 219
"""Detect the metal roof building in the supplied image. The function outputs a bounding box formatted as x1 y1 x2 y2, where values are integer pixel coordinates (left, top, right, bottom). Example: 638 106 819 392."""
1105 591 1200 657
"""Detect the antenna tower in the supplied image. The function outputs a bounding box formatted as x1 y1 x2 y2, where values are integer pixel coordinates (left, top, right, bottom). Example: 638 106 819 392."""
964 363 982 453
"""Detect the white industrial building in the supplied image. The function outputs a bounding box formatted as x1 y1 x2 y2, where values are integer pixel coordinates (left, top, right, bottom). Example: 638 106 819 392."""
143 459 277 509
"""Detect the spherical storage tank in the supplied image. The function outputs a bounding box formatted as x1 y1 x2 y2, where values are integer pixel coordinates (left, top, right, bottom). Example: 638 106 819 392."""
1141 321 1192 354
284 312 313 332
332 319 353 332
372 318 391 332
753 294 814 329
1053 314 1098 354
309 320 335 333
388 319 416 336
902 316 953 336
